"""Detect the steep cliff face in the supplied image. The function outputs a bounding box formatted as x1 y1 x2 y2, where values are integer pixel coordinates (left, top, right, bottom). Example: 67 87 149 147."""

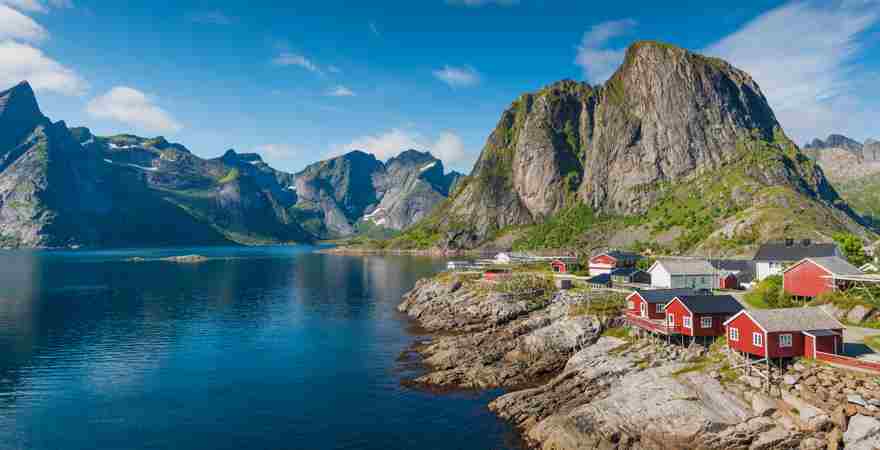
403 41 868 252
293 150 461 238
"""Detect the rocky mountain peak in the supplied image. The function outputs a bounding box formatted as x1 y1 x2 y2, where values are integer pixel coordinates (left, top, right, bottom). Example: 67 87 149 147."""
805 134 862 151
0 81 47 152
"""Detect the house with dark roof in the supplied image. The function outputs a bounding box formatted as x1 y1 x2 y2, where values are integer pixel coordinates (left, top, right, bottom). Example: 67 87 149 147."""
610 267 651 284
710 259 756 289
647 258 717 289
753 240 841 281
782 256 863 298
586 273 612 289
589 250 641 275
663 295 743 338
724 307 844 359
625 288 696 322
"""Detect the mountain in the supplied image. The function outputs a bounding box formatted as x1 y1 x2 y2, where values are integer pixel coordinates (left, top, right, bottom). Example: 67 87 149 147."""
390 41 871 255
292 149 461 238
0 81 310 248
801 134 880 184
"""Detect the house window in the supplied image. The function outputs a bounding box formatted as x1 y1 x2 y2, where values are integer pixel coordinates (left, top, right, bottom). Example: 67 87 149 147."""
640 302 647 317
729 328 739 341
753 332 763 347
655 303 664 313
667 314 674 327
683 316 692 329
627 300 634 310
779 334 793 348
701 317 713 329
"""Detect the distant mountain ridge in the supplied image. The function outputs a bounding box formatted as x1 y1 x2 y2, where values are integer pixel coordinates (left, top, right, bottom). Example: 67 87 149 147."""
0 81 460 248
293 149 462 238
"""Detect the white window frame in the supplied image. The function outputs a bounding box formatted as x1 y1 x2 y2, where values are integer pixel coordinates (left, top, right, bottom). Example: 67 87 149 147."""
729 327 739 342
627 300 634 310
683 316 692 329
701 317 713 329
640 302 647 317
667 314 674 327
779 334 793 348
655 303 664 313
752 332 763 347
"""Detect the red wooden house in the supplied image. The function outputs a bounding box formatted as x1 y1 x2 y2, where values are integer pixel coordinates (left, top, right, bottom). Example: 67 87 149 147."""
663 295 743 338
723 307 844 359
550 257 579 274
589 250 641 275
624 289 695 334
782 256 862 298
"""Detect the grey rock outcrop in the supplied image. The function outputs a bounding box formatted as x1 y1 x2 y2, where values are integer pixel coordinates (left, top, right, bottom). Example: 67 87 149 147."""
293 149 461 238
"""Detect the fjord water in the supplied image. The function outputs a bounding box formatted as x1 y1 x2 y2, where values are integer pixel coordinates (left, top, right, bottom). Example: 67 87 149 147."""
0 246 520 450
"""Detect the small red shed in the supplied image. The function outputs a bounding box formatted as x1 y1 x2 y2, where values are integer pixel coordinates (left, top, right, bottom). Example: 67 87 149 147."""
723 307 844 359
782 256 862 298
718 273 739 290
663 295 743 337
550 257 579 274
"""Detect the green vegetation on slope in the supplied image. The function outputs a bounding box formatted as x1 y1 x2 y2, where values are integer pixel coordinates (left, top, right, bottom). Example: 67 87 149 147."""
837 173 880 228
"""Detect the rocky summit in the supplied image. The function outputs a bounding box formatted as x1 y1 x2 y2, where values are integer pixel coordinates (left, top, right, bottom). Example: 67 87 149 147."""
392 41 870 254
293 149 461 238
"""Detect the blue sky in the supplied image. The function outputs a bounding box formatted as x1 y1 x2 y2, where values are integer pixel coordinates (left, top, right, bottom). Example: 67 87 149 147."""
1 0 878 173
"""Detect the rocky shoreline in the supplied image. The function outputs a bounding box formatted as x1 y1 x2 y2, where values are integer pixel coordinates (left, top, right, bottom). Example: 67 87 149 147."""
398 275 880 449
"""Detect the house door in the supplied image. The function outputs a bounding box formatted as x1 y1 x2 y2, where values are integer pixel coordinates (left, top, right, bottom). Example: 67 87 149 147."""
804 335 816 359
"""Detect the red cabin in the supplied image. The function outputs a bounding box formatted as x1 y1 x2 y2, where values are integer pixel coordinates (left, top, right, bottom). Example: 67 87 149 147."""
550 257 579 274
782 256 862 298
718 273 739 290
589 250 641 275
723 307 844 359
624 289 696 334
663 295 743 337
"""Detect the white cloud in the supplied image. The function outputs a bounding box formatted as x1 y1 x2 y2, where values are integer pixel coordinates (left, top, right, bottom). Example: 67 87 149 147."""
431 131 467 166
333 128 472 167
255 144 297 161
86 87 181 133
705 1 880 144
0 0 72 13
327 85 355 97
432 65 481 88
445 0 519 6
574 18 636 84
0 40 86 95
0 5 48 42
188 10 235 25
272 52 322 74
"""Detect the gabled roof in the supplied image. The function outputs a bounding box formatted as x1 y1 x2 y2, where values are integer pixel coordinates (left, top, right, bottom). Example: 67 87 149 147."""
711 259 756 283
753 242 839 262
671 295 743 314
592 250 641 261
588 273 612 284
649 258 715 275
724 307 844 333
784 256 862 277
610 267 645 277
630 288 697 304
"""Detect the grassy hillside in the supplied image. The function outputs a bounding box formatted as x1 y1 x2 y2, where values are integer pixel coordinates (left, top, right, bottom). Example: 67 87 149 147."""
837 173 880 228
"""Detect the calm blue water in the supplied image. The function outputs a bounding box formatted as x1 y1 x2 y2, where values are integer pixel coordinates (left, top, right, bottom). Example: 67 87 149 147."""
0 246 522 450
